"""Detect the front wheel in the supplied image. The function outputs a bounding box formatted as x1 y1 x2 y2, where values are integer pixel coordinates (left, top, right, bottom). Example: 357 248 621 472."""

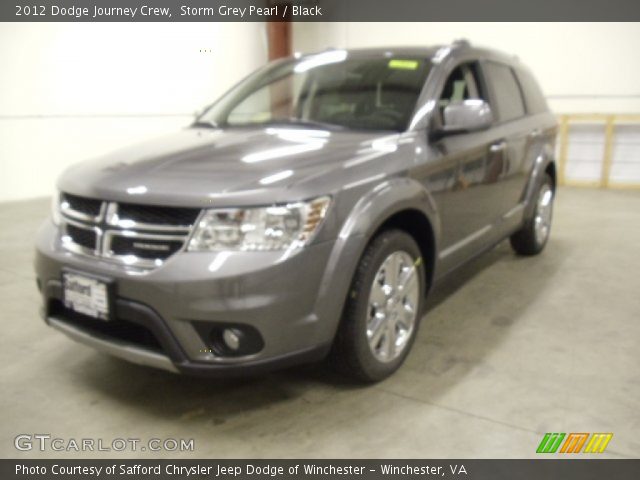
330 230 426 382
510 173 554 256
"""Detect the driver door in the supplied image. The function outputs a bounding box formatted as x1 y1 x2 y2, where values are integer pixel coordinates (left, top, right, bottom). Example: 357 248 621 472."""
428 61 508 270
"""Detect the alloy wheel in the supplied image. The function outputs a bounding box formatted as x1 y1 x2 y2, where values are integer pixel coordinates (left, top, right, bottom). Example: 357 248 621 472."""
534 183 553 245
366 251 420 363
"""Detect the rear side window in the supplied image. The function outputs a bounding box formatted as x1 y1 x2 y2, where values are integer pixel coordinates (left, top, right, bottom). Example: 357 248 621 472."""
515 67 548 114
483 62 526 122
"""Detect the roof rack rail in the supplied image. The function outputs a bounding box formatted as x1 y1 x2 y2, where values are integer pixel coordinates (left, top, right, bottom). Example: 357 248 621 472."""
452 39 471 48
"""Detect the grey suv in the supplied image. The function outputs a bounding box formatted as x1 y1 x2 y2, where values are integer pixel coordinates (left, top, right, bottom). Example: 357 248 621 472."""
35 41 557 381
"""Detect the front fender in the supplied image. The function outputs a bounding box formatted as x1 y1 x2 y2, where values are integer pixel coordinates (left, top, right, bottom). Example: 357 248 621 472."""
338 177 440 242
312 177 439 340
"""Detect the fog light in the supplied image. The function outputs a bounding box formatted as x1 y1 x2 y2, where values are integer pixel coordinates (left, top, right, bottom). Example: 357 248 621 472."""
223 329 241 351
193 322 264 357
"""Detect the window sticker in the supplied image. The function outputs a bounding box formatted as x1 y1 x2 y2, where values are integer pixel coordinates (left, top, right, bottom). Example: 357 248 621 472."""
388 59 419 70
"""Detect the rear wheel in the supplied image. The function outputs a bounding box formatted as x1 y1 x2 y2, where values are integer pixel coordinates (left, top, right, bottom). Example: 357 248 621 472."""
330 230 426 382
510 173 554 256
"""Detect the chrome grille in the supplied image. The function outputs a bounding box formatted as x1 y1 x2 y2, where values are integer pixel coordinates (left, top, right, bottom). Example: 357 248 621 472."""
117 203 200 227
66 223 98 251
58 193 201 268
106 231 186 262
60 193 104 222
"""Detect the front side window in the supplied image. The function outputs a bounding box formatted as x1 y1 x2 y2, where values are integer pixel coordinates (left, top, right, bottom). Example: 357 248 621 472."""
198 53 432 132
438 62 486 123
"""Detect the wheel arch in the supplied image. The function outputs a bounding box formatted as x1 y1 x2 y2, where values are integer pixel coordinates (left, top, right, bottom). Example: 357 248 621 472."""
369 209 436 292
336 177 440 292
545 161 557 192
314 177 440 344
523 148 557 219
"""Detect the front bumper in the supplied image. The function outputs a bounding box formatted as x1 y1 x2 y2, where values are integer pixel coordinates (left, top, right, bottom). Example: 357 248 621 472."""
35 220 352 376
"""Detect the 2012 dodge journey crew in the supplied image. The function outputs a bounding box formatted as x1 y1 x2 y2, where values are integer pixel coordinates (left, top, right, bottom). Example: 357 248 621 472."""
35 41 557 381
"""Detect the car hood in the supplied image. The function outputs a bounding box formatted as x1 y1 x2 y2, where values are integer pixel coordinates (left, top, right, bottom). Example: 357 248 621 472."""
58 126 409 207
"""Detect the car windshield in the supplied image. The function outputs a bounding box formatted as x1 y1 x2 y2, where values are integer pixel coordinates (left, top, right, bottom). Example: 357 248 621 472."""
196 51 432 132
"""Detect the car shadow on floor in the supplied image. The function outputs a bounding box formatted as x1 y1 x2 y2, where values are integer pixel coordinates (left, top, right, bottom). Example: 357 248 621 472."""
387 238 571 403
61 238 570 423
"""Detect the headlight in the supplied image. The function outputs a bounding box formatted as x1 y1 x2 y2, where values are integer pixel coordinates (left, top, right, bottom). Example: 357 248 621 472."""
188 196 331 252
51 191 61 226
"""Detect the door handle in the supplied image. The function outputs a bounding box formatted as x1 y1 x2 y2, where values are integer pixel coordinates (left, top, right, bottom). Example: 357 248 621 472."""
490 141 507 153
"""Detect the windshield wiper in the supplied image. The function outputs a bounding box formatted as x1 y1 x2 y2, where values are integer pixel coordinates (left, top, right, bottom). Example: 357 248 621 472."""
191 119 220 129
267 117 345 131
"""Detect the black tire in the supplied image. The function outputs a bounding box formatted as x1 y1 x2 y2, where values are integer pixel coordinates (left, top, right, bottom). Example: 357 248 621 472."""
510 173 554 256
330 229 426 382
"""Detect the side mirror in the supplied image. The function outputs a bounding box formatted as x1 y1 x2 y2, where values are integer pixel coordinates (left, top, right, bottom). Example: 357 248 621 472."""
441 99 493 135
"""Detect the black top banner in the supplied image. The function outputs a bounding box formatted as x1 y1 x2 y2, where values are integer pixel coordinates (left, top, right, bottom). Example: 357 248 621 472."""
3 0 640 22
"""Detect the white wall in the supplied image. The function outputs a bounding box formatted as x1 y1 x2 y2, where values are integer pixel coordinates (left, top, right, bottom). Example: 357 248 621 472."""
0 22 268 202
2 23 639 201
293 22 640 114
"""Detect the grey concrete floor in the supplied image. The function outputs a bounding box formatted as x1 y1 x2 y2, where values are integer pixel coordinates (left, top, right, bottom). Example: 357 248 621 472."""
1 188 639 459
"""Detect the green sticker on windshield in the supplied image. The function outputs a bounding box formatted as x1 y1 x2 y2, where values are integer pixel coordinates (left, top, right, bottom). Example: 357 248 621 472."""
388 59 419 70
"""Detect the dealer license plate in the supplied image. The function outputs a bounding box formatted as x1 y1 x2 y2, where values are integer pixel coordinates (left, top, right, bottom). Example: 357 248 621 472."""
62 272 110 321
